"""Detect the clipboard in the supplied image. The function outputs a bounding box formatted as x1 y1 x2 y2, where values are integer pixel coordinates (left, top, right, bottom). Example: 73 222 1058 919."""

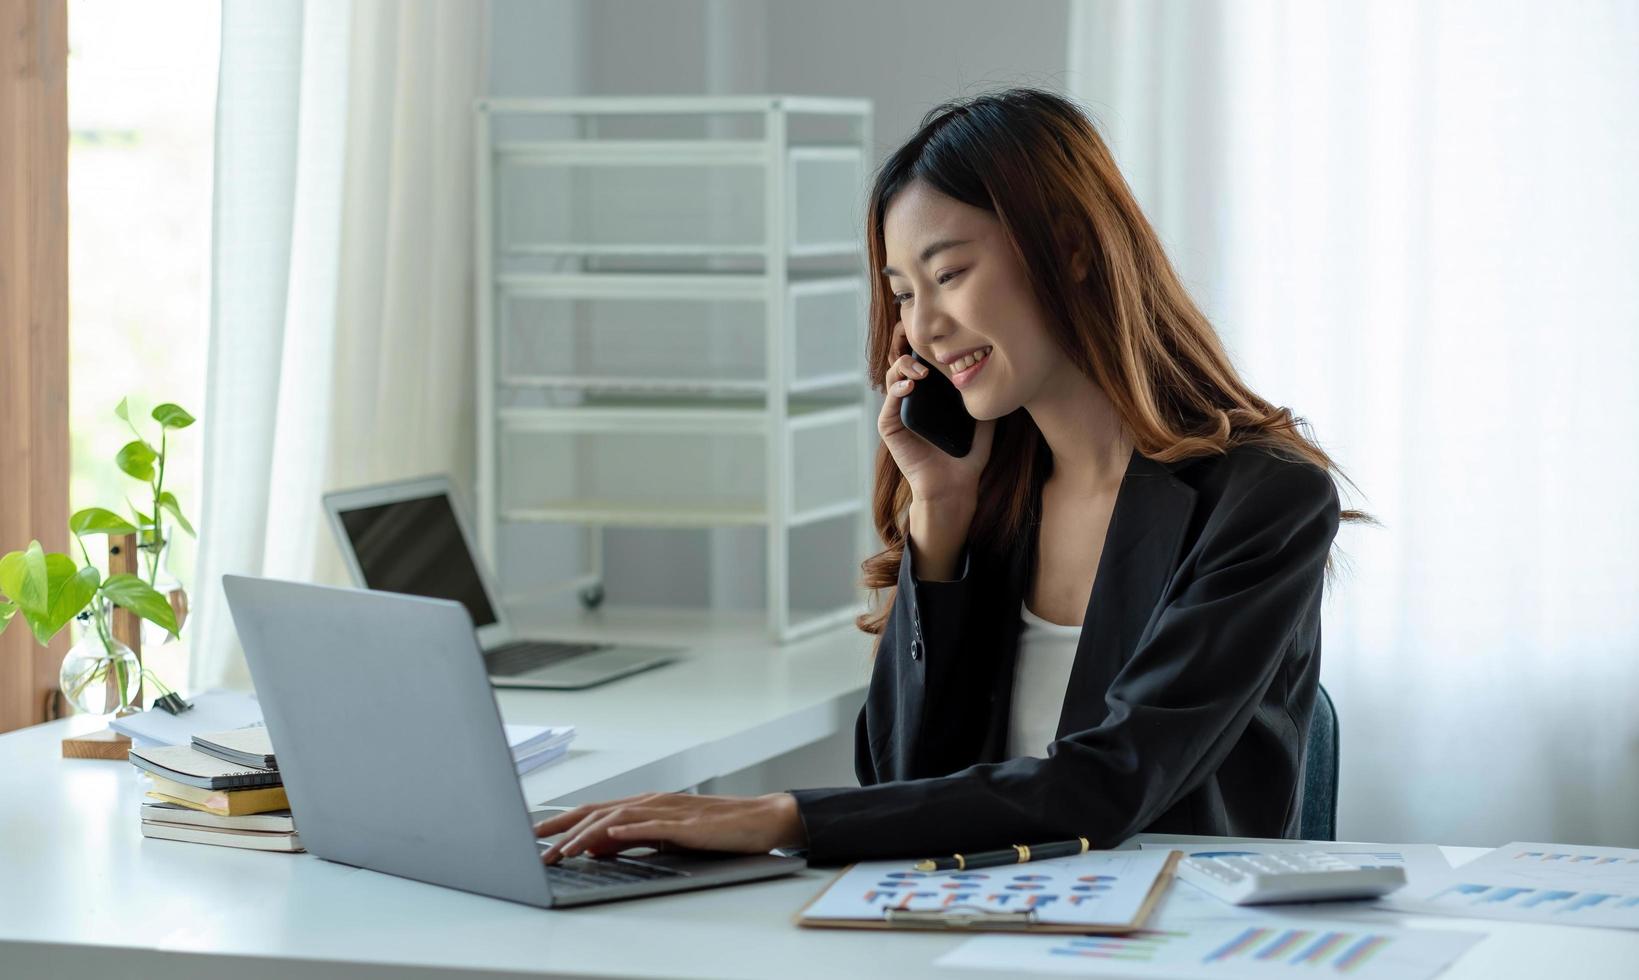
794 849 1181 934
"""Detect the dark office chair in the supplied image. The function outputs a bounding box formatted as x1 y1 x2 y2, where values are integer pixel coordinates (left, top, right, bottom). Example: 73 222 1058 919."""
1299 683 1340 841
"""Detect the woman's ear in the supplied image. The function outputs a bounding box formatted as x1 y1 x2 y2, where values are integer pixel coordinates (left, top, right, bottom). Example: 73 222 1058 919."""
1071 245 1092 284
1056 217 1093 283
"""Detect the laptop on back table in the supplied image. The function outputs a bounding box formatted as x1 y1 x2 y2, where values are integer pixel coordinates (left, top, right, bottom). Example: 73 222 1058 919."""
324 475 678 690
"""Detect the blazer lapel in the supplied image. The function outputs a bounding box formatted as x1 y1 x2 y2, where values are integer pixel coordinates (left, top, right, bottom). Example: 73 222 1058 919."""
1054 448 1198 739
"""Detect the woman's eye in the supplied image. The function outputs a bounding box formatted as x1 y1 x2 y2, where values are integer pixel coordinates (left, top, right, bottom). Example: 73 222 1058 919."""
892 270 960 305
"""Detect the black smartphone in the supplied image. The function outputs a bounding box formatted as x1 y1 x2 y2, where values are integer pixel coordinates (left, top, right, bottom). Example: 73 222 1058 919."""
899 351 976 457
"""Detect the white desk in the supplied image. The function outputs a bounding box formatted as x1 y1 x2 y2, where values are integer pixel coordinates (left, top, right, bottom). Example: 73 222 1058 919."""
496 607 874 805
3 618 1633 978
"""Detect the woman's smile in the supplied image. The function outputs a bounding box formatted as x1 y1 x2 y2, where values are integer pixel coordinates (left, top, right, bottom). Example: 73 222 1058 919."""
950 346 993 389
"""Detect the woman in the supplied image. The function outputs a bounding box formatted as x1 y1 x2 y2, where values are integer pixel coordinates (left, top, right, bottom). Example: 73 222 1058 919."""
536 87 1367 865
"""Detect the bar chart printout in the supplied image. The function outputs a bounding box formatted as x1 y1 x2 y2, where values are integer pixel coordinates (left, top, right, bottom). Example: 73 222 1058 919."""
1382 841 1639 930
936 920 1484 979
1391 880 1639 929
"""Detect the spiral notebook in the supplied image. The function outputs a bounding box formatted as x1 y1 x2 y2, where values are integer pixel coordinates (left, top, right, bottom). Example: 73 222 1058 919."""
128 743 281 790
191 726 276 770
796 849 1180 934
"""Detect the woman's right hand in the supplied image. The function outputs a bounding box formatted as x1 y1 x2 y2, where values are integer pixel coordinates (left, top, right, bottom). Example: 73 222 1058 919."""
878 331 996 509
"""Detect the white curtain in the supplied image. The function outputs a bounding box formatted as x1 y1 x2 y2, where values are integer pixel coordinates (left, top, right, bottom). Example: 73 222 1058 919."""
191 0 487 690
1071 0 1639 848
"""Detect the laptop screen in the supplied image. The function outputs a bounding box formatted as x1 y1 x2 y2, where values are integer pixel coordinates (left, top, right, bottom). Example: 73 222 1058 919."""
334 493 499 628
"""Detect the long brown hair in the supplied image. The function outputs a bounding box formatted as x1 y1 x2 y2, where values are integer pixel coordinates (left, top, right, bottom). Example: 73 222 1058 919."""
857 87 1372 639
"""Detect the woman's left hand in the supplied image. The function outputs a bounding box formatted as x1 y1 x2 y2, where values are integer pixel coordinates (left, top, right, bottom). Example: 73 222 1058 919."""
534 791 806 863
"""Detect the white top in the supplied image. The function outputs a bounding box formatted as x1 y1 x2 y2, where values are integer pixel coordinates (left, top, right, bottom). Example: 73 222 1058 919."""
1006 600 1085 759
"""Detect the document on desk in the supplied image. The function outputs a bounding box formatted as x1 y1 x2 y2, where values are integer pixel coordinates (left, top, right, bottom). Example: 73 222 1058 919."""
1381 840 1639 930
798 849 1175 931
936 919 1485 979
506 724 575 776
107 690 264 746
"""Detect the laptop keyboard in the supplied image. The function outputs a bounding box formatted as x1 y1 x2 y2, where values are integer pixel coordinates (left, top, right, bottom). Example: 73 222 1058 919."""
544 856 689 892
485 640 611 677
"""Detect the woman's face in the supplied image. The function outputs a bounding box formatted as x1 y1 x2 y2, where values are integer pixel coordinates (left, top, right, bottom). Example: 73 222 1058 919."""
881 178 1070 421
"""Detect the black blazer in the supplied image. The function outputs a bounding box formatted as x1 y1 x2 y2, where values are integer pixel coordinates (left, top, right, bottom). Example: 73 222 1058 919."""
789 444 1342 864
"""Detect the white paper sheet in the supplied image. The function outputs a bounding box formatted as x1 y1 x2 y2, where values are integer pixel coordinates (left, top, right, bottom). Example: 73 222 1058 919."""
107 690 264 746
503 724 575 760
1382 841 1639 930
799 849 1174 928
514 741 569 775
1457 841 1639 888
937 919 1486 979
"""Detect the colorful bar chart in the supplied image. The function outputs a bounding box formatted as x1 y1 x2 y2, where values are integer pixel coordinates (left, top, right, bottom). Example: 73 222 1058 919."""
1385 842 1639 929
1514 850 1639 865
1049 931 1187 963
1413 879 1639 927
966 919 1490 979
1194 926 1394 974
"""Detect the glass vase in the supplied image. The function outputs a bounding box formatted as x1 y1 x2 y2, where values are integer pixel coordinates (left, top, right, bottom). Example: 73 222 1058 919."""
59 599 142 716
138 530 190 653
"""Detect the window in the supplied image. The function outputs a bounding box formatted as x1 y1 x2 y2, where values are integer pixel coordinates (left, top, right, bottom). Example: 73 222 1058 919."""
68 0 219 691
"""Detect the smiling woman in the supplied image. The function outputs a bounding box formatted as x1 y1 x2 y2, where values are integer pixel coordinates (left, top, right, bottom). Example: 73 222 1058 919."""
537 87 1370 866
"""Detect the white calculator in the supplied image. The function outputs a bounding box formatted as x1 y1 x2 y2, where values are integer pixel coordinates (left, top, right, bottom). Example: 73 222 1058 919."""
1176 851 1407 905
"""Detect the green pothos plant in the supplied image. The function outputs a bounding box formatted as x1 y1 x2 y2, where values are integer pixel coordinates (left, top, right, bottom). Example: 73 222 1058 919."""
0 398 197 712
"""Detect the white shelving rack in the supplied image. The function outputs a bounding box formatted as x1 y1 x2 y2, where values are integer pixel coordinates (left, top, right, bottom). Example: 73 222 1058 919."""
474 95 875 642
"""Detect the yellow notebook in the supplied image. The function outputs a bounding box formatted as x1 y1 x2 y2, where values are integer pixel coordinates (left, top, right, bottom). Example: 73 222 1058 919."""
143 773 289 816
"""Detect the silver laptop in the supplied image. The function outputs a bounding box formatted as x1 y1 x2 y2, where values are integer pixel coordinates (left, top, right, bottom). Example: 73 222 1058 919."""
221 574 806 907
323 475 678 690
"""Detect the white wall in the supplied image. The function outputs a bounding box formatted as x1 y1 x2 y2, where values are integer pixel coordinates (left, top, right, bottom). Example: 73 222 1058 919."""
763 0 1074 160
490 0 1072 157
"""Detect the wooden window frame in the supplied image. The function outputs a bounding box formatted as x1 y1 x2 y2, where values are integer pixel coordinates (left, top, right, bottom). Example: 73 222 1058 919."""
1 0 70 734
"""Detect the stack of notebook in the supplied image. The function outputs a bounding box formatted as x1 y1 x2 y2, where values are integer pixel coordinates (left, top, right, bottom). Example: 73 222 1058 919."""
130 726 303 852
129 721 571 853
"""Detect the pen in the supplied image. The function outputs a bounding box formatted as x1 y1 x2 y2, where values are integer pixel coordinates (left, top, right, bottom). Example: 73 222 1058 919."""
913 836 1092 872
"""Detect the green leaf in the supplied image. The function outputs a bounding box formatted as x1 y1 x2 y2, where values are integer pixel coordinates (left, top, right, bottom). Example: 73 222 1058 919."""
114 397 131 423
69 507 140 537
0 600 16 637
101 573 178 638
115 440 159 481
30 557 97 645
151 403 196 429
43 563 100 641
127 498 154 528
11 542 50 617
0 546 92 646
155 491 196 537
0 550 32 612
